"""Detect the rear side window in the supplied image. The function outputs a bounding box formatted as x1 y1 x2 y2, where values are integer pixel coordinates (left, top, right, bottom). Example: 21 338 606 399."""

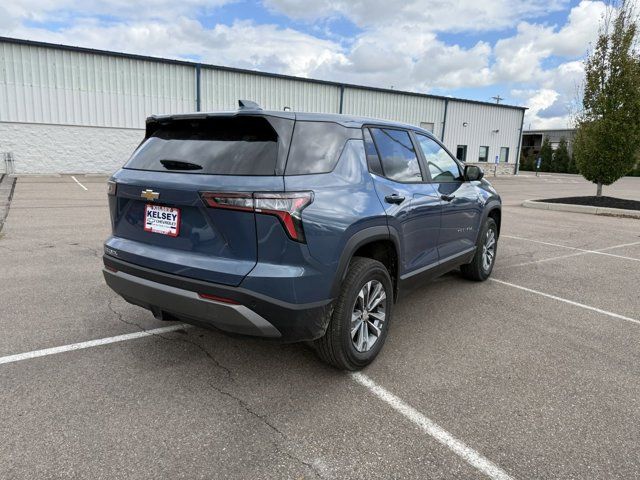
285 121 352 175
363 128 384 176
370 128 423 182
125 116 278 175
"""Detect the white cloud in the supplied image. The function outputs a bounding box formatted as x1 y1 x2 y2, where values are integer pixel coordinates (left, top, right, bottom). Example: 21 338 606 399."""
264 0 569 32
0 0 610 128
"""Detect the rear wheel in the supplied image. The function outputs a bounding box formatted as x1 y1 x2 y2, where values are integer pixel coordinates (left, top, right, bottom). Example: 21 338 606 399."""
314 257 393 370
460 217 498 281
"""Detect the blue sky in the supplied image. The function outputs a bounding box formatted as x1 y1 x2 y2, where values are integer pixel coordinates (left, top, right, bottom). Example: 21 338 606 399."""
1 0 607 128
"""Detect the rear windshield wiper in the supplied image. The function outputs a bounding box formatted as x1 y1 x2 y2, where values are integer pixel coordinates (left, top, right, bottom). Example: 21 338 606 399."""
160 160 203 171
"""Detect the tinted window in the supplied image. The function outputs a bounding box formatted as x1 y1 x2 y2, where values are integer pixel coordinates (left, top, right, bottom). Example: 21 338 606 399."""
416 134 462 182
479 146 489 162
363 128 383 176
456 145 467 162
125 116 278 175
285 121 351 175
370 128 422 182
500 147 509 163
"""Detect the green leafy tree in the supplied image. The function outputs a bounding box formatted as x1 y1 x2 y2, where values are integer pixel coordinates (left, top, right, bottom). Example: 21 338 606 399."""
539 137 554 172
574 1 640 196
554 137 571 173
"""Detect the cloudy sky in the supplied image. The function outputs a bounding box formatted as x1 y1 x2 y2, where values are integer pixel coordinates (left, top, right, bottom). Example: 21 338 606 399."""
0 0 607 128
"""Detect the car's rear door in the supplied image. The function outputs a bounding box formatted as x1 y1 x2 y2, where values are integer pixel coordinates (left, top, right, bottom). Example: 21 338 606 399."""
364 126 442 276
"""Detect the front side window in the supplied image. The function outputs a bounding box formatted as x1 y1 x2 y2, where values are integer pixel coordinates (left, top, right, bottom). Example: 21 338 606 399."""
456 145 467 162
370 128 423 182
416 134 462 182
478 146 489 162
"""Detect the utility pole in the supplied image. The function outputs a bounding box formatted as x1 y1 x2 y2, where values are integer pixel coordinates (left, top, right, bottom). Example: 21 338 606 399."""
492 95 504 104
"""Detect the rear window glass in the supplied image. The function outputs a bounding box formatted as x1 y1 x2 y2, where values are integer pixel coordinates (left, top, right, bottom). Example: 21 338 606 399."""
285 121 352 175
125 116 278 175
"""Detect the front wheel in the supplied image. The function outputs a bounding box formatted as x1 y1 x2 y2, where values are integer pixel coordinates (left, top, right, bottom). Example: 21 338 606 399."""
460 218 498 281
314 257 393 370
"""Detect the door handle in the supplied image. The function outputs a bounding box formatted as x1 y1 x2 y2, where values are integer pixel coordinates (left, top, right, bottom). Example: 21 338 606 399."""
441 194 456 202
385 194 405 204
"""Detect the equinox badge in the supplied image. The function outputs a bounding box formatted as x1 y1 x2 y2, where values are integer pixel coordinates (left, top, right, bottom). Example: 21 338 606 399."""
141 189 160 201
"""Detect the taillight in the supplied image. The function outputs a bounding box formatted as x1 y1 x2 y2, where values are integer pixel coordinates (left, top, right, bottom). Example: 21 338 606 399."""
200 191 314 243
200 192 254 211
107 180 117 196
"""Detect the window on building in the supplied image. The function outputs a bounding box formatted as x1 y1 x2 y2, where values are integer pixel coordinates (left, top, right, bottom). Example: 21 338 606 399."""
420 122 434 133
456 145 467 162
416 134 462 183
478 146 489 162
370 128 423 182
499 147 509 163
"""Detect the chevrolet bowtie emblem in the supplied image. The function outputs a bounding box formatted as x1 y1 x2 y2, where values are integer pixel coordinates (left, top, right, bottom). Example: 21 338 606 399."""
141 189 160 201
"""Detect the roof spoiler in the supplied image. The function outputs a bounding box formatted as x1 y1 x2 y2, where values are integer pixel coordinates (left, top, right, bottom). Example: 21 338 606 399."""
238 99 262 110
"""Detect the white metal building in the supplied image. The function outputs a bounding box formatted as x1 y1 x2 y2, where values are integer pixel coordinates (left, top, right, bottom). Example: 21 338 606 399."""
0 36 526 175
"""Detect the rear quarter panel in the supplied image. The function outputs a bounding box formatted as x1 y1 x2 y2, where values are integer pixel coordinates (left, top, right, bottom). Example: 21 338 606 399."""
283 139 388 300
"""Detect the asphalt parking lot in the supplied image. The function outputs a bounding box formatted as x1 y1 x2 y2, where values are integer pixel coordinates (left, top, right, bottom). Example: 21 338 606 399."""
1 172 639 479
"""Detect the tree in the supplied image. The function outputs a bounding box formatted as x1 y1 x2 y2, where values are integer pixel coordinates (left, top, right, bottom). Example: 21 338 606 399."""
554 138 571 173
539 137 554 172
573 0 640 196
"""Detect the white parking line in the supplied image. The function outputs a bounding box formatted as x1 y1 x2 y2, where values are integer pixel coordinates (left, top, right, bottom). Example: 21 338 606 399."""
352 372 514 480
1 327 515 480
71 175 88 191
0 324 187 366
490 278 640 327
502 235 640 263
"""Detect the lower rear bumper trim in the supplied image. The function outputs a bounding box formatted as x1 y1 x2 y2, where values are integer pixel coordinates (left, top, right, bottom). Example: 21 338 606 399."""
103 268 282 338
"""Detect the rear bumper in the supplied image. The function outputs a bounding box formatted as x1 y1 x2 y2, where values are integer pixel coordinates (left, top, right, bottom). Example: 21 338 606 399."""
102 255 333 342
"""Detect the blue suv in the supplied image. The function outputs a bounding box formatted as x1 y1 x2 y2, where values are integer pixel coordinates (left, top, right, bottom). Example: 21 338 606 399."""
103 101 501 370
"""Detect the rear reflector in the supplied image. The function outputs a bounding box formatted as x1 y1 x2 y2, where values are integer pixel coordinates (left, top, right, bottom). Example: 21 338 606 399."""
104 265 118 272
200 191 313 242
198 293 240 305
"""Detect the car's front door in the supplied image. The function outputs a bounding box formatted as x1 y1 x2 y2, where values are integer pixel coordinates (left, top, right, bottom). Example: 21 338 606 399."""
413 133 483 260
364 127 442 276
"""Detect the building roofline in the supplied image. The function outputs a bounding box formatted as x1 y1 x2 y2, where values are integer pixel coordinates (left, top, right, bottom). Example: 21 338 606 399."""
0 35 528 112
524 129 576 133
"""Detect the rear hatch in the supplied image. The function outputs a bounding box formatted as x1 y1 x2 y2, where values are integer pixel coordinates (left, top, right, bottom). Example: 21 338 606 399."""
106 113 293 286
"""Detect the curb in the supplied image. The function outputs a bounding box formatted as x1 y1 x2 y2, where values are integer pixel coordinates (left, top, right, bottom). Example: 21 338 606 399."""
522 200 640 219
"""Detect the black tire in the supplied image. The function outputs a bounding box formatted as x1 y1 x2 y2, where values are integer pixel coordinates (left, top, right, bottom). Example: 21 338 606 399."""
314 257 393 370
460 217 498 281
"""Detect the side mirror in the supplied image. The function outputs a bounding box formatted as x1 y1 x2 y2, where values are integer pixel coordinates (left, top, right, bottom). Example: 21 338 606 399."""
465 165 484 181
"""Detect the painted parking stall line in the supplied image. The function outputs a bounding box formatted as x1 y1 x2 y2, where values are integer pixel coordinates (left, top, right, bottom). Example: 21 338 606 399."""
0 320 515 480
352 372 514 480
490 278 640 327
0 324 187 366
71 175 88 191
502 235 640 262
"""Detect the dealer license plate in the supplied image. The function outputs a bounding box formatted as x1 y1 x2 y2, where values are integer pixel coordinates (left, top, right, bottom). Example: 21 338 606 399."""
144 204 181 237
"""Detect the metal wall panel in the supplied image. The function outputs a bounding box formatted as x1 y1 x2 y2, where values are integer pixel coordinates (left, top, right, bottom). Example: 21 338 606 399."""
443 100 524 166
200 68 341 113
0 42 195 128
342 87 447 137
